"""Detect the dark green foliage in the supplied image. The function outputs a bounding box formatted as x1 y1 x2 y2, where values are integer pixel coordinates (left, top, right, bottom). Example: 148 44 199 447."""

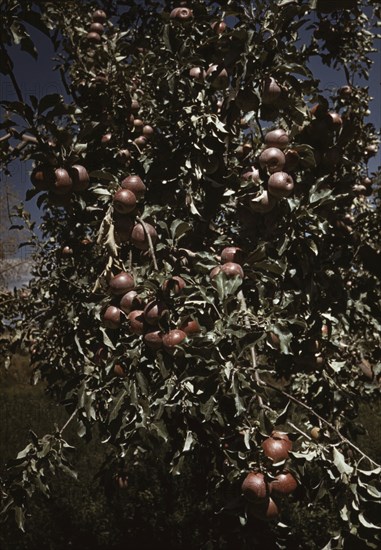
1 356 380 549
1 0 381 548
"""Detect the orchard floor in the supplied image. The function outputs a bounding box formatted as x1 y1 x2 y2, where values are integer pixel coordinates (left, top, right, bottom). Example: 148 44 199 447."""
1 352 380 550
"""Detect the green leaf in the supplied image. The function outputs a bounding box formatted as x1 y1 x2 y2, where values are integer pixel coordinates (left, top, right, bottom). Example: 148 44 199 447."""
20 36 38 59
38 94 62 114
109 390 127 422
200 396 215 421
275 400 291 425
16 443 34 459
183 430 194 452
232 374 245 416
253 259 286 276
151 420 168 442
333 448 353 477
100 327 116 349
259 409 274 435
59 462 78 480
170 219 191 242
171 454 185 476
162 24 173 52
329 360 346 373
358 512 381 529
89 170 115 181
271 325 293 354
310 188 333 205
15 506 25 532
21 10 50 36
367 485 381 499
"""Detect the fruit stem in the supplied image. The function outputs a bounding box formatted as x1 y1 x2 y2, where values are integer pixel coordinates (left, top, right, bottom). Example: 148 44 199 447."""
136 217 159 270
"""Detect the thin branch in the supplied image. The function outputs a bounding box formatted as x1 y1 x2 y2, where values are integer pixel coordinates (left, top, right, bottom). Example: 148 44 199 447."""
9 129 39 145
58 409 78 435
0 296 19 306
21 134 38 144
263 380 381 469
5 132 39 160
288 421 312 441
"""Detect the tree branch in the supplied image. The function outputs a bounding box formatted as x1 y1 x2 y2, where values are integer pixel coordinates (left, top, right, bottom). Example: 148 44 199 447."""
263 380 381 469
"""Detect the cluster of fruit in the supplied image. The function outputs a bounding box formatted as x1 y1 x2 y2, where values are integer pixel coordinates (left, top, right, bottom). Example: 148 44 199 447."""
31 164 89 198
184 13 229 89
125 98 155 152
101 92 155 160
102 269 201 364
86 9 107 44
188 62 230 90
191 64 295 206
247 127 294 214
210 246 245 286
110 174 157 247
241 431 297 521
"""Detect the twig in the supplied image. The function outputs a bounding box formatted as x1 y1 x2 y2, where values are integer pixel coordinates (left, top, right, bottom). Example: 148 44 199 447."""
58 408 78 435
0 296 19 306
6 132 39 159
288 421 312 441
136 217 158 270
20 134 38 144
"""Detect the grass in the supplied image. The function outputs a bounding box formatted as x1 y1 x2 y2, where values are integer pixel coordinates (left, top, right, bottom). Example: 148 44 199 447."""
1 352 380 549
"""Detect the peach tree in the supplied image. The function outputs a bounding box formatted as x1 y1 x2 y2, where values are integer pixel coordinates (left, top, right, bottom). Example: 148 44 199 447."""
1 0 380 547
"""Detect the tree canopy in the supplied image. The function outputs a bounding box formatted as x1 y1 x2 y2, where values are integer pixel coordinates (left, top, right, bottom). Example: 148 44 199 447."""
0 1 380 548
